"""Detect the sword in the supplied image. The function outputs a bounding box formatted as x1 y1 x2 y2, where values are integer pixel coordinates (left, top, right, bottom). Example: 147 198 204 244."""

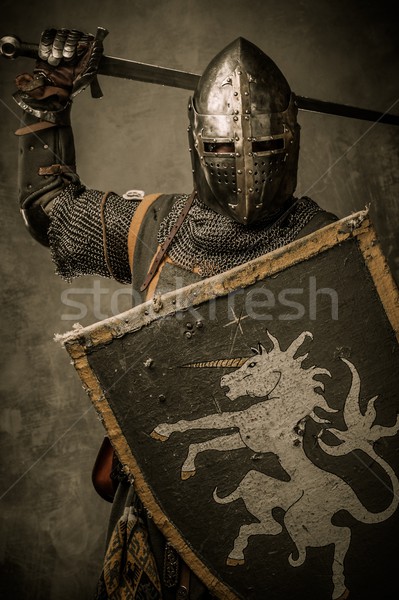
1 31 398 127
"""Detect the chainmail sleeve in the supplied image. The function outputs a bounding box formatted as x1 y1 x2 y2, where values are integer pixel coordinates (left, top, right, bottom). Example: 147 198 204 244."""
48 183 140 283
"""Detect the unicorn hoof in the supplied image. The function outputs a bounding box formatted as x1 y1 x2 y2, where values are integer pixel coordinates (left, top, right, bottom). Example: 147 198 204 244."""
226 558 245 566
181 469 196 480
334 589 349 600
150 430 169 442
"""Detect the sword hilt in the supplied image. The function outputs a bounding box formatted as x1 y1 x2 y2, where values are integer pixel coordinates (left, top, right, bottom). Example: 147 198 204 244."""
0 29 108 99
0 27 108 59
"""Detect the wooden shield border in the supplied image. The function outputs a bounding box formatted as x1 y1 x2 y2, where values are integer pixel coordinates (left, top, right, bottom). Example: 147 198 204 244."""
61 210 399 599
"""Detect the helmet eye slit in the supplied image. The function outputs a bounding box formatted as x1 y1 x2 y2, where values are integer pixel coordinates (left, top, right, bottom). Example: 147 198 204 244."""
252 138 285 153
204 141 235 154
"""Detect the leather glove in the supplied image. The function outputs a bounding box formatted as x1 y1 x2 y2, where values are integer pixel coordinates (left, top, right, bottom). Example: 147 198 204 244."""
14 27 107 122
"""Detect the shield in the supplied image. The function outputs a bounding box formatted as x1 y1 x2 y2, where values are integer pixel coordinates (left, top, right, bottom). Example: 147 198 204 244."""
63 210 399 600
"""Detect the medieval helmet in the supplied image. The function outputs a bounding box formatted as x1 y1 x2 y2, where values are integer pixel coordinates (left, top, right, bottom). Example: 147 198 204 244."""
188 37 300 225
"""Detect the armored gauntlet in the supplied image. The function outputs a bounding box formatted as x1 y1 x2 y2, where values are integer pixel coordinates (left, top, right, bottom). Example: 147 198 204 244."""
14 28 105 122
13 28 105 245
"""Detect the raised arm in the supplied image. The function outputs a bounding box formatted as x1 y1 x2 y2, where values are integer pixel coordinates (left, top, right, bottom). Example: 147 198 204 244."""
13 28 139 283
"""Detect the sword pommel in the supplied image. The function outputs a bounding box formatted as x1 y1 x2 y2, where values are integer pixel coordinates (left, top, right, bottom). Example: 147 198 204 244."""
0 35 38 60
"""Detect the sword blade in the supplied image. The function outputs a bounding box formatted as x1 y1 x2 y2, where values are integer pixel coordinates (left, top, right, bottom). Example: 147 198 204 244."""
295 95 399 127
2 34 399 126
99 56 399 126
98 55 200 90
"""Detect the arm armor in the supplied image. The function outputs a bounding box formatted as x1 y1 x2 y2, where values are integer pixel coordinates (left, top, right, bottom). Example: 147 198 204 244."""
17 111 80 246
14 30 137 282
15 106 138 283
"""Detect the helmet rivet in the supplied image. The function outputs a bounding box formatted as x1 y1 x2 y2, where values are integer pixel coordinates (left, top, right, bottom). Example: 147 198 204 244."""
237 188 242 193
235 136 239 141
237 169 242 174
244 92 249 96
245 110 250 114
248 152 253 157
235 152 240 157
244 116 249 120
249 187 253 192
248 170 253 174
234 92 238 96
237 70 242 75
233 116 238 121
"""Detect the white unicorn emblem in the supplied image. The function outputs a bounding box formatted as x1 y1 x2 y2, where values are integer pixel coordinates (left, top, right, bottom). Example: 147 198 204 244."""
151 330 399 600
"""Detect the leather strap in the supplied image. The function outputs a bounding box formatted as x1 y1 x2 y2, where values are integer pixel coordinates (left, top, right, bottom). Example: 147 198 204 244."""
128 193 163 273
38 163 75 175
140 190 196 292
15 121 58 136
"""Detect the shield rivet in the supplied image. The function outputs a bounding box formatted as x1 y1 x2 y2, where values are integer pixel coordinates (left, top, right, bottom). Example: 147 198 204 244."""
158 394 166 402
185 331 192 339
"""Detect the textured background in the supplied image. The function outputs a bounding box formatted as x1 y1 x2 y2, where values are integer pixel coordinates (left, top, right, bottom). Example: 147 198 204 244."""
0 1 398 599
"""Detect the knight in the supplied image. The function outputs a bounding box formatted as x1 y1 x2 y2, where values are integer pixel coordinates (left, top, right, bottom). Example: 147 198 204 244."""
13 29 337 599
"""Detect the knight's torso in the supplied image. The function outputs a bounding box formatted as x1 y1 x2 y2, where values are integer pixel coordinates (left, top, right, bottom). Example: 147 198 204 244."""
130 192 337 303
